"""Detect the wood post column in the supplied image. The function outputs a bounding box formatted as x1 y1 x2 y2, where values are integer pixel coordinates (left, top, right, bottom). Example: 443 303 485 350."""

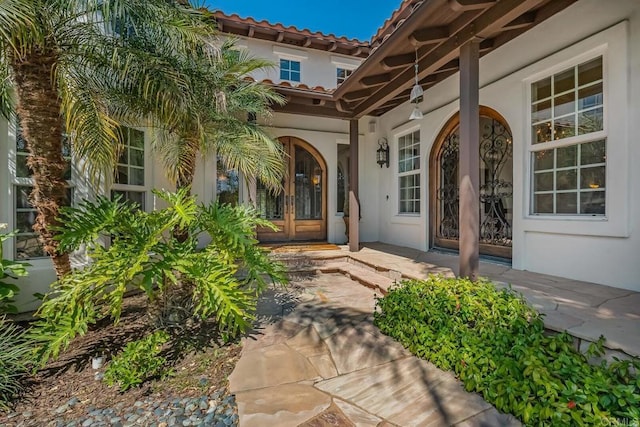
349 119 360 252
458 40 480 280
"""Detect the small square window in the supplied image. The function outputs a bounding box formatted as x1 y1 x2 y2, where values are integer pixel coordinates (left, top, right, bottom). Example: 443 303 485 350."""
280 59 301 82
337 68 353 85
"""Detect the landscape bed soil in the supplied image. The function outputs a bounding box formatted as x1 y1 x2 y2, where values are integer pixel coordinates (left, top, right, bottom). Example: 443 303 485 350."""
0 294 241 426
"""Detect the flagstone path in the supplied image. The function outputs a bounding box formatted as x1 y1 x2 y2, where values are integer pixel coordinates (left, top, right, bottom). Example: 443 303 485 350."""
228 273 521 427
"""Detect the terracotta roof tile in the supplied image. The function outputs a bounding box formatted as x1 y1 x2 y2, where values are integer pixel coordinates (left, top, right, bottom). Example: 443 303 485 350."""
371 0 422 45
244 76 334 95
212 11 369 47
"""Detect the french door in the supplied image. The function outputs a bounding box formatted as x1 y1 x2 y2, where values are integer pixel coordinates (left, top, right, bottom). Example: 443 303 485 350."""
256 137 327 241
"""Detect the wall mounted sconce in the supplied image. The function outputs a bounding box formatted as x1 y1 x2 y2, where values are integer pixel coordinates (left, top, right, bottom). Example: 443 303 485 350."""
377 137 389 168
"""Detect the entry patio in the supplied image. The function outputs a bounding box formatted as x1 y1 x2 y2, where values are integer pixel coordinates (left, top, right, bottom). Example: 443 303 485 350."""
229 242 639 426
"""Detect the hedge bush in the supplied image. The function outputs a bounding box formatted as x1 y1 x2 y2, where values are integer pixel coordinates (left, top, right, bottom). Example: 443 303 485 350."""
373 277 639 426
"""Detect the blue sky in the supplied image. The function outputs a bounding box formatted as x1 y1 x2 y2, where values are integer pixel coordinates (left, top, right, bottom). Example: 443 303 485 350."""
203 1 403 41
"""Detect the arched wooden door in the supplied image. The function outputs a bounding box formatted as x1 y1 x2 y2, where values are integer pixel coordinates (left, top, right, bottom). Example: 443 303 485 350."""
429 107 513 258
256 137 327 241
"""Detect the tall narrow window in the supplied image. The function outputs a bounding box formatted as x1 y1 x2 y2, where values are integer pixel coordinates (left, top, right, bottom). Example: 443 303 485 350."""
13 122 72 260
280 59 301 82
398 130 420 214
112 127 146 210
336 144 349 213
530 56 605 215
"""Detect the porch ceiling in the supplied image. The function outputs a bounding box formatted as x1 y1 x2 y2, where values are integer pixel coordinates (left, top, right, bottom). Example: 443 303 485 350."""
335 0 578 118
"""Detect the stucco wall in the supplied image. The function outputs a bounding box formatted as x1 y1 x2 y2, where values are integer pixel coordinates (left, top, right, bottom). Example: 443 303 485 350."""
374 0 640 291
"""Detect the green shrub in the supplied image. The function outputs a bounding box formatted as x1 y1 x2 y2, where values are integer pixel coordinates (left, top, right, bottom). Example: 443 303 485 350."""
0 317 33 410
104 330 171 392
30 190 287 363
0 226 29 314
374 277 640 426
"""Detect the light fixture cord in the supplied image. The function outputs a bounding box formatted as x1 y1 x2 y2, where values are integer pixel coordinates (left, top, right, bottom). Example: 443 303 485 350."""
414 49 419 85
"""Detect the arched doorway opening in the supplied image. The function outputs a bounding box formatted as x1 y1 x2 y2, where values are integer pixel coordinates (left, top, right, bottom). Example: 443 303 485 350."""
429 107 513 258
256 136 327 241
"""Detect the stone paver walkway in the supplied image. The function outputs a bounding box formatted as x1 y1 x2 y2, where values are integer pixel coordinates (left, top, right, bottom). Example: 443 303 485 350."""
229 273 521 427
353 243 640 359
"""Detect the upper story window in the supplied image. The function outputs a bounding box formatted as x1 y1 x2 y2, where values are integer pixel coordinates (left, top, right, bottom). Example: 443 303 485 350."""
337 68 353 85
280 59 301 82
398 130 421 214
530 56 605 216
13 121 72 260
112 126 146 210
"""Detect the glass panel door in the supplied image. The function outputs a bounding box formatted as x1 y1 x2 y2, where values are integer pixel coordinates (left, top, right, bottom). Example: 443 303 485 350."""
294 146 323 220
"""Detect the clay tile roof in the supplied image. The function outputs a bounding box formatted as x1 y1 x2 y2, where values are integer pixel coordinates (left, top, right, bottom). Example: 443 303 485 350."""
371 0 422 45
244 76 334 95
212 10 370 48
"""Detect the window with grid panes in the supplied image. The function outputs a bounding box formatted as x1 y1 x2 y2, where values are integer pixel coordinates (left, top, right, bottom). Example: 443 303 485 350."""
398 130 420 214
280 59 301 82
112 127 146 210
530 57 605 215
13 122 72 260
336 68 353 85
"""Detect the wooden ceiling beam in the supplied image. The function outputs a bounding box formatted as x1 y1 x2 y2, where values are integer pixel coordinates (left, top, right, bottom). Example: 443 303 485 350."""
448 0 496 12
502 11 536 31
360 73 391 87
343 88 373 102
381 52 415 70
409 26 449 45
274 102 352 119
353 0 546 117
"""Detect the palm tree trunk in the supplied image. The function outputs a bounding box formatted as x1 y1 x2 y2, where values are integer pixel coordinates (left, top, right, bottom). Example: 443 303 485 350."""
11 48 71 278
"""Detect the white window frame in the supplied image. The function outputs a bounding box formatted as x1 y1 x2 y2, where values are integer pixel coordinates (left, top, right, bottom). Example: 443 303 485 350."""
279 58 301 83
273 46 307 84
520 21 630 238
336 67 354 86
111 126 150 211
8 117 74 261
528 54 606 217
396 128 421 216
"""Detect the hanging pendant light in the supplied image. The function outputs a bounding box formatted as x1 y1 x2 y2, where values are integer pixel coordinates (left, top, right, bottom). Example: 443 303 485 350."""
409 49 423 102
409 104 423 120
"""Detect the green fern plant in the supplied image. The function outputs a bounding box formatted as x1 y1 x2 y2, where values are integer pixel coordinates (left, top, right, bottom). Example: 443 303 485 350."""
31 190 287 363
103 330 171 392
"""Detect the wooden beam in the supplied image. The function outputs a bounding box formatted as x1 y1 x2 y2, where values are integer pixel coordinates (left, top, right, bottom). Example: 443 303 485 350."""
502 11 536 30
343 88 372 102
409 26 449 45
360 73 391 87
336 99 351 113
348 120 359 252
458 39 480 280
448 0 496 12
276 31 285 42
247 25 255 37
274 102 352 119
353 0 546 117
381 52 415 70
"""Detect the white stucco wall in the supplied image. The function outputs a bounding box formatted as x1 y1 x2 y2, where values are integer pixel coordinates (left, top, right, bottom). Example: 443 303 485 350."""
373 0 640 291
230 36 362 90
